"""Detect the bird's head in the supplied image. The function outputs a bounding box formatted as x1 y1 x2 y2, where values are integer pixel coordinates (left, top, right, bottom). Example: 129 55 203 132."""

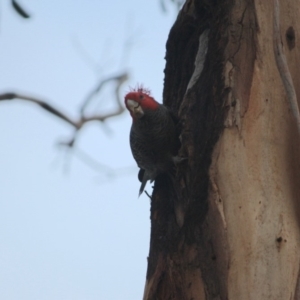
124 87 159 119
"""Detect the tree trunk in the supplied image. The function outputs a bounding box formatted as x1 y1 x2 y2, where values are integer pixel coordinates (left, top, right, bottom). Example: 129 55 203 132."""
143 0 300 299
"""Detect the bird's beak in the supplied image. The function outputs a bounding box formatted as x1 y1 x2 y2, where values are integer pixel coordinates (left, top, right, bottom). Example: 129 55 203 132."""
126 99 144 118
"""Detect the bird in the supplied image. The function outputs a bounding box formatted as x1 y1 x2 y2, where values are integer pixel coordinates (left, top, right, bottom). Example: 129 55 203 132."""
124 86 180 196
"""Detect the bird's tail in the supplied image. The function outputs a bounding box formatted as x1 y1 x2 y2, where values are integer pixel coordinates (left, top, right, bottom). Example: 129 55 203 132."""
138 176 148 197
137 168 185 227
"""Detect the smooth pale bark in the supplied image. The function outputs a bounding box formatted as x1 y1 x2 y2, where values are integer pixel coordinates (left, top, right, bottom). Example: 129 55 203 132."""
212 1 300 298
143 0 300 299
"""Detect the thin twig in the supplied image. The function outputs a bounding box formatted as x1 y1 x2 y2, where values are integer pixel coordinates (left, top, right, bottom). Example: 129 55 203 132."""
0 71 129 176
145 190 152 200
12 0 30 19
273 0 300 133
80 73 128 115
0 92 79 128
0 72 129 133
0 72 129 176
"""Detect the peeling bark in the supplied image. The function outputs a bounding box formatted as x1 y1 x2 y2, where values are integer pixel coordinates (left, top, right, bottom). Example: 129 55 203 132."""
143 0 300 299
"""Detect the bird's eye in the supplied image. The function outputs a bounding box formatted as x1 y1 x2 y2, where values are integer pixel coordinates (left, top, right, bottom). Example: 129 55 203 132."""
139 94 144 100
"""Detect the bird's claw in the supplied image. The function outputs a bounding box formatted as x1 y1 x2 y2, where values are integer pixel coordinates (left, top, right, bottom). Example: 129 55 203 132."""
172 156 187 164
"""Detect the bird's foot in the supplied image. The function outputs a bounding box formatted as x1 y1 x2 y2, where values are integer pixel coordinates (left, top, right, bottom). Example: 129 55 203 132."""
172 156 187 164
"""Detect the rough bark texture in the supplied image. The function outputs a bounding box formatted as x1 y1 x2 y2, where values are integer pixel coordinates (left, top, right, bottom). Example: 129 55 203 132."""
143 0 300 299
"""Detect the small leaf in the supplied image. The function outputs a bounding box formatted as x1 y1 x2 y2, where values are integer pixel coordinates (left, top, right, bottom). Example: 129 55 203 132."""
12 0 30 19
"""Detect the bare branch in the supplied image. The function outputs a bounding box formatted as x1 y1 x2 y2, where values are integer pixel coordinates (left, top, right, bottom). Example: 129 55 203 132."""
273 0 300 133
0 71 129 175
0 70 129 174
81 72 128 122
80 72 128 115
0 92 79 128
12 0 30 19
0 72 128 131
145 190 152 200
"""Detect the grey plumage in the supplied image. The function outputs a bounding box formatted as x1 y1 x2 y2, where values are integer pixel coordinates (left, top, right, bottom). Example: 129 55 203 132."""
129 104 178 196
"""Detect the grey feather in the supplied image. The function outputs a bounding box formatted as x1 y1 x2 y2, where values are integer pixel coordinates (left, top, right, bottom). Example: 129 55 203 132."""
130 104 178 196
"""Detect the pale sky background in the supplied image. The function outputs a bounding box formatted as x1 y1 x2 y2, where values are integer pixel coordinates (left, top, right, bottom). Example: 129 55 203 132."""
0 1 177 299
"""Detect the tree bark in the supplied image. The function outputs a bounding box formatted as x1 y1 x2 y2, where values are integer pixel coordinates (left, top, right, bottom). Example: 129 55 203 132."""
143 0 300 299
